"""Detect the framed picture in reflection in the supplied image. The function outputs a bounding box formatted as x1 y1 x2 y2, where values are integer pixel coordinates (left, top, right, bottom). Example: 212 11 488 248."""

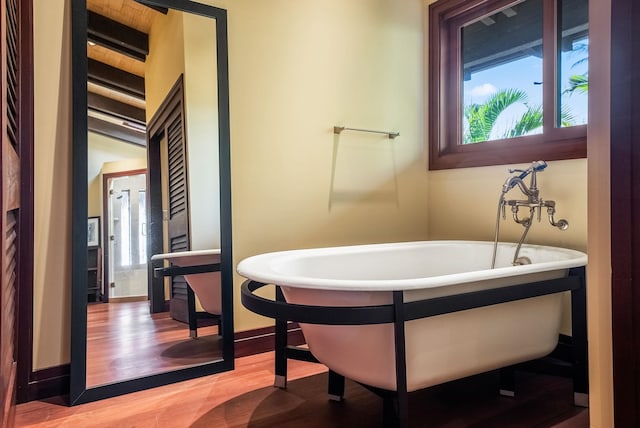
88 216 100 248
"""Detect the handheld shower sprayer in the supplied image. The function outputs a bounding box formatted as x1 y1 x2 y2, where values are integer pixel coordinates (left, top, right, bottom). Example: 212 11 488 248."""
514 159 548 178
502 160 548 194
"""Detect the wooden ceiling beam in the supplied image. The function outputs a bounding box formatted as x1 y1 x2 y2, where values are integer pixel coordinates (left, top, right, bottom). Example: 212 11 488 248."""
88 116 146 147
88 92 146 125
88 10 149 62
133 1 168 15
88 58 145 99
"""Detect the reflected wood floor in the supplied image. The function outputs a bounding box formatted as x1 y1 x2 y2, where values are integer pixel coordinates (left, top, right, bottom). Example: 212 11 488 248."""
86 301 220 387
15 351 588 427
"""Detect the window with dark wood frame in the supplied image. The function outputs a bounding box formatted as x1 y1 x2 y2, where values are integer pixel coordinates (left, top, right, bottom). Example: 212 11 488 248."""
428 0 588 170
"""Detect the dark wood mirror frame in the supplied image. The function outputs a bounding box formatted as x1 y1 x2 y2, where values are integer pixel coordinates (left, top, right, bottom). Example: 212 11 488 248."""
70 0 234 405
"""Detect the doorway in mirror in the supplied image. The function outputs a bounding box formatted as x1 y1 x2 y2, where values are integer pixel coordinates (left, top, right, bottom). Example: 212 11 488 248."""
104 171 148 302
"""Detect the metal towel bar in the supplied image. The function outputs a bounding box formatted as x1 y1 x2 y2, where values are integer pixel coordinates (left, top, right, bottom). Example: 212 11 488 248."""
333 126 399 139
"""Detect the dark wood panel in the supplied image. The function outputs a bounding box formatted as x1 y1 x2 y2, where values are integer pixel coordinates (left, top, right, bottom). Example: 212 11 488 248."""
88 58 145 99
88 116 146 146
167 112 186 219
158 79 191 324
146 77 189 321
88 91 145 124
133 1 168 15
611 0 640 425
169 283 189 323
87 10 149 61
25 365 70 403
234 323 305 359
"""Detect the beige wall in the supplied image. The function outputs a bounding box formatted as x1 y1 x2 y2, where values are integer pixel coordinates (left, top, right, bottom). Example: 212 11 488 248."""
183 14 220 250
226 0 428 330
87 132 147 217
145 10 185 118
146 10 221 251
33 0 72 370
428 160 587 251
586 0 614 425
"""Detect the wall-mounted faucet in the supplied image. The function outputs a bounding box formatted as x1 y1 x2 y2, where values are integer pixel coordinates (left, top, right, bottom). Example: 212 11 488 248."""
491 161 569 268
499 160 568 231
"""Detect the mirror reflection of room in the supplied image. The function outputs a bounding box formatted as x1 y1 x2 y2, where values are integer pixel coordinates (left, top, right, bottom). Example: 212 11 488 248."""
85 0 222 388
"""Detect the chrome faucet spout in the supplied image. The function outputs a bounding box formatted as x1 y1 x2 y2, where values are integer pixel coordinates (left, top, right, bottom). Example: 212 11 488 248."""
545 201 569 230
502 177 536 198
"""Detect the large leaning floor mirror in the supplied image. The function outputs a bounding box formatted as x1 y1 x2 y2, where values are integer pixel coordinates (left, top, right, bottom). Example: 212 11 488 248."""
70 0 233 404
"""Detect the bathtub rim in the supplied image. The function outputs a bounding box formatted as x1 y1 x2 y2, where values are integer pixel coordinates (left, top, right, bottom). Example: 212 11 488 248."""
240 269 584 326
236 240 587 291
151 249 222 282
150 248 221 262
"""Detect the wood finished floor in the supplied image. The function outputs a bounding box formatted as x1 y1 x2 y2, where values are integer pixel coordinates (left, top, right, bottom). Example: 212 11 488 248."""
15 351 588 428
86 301 220 387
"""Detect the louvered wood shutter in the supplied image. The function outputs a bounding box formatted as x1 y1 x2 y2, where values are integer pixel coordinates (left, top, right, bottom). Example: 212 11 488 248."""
166 105 190 323
1 0 22 420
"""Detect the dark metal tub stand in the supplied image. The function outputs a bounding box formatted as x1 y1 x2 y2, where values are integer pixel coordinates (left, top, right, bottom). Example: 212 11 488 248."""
241 267 588 427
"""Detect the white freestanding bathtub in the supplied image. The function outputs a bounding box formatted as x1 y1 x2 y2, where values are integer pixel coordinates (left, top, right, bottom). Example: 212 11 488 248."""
151 249 222 314
237 241 587 393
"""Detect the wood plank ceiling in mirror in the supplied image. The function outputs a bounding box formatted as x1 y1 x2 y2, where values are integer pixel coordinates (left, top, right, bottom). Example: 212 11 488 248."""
86 0 168 146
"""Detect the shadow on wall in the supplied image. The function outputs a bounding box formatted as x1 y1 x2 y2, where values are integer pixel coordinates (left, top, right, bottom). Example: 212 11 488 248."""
314 157 429 248
328 126 401 210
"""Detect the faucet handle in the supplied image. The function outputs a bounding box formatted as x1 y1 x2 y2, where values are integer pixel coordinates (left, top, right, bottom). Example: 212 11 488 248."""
509 161 547 175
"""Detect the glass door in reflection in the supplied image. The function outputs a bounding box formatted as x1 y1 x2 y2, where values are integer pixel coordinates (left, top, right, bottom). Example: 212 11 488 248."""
107 172 148 302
